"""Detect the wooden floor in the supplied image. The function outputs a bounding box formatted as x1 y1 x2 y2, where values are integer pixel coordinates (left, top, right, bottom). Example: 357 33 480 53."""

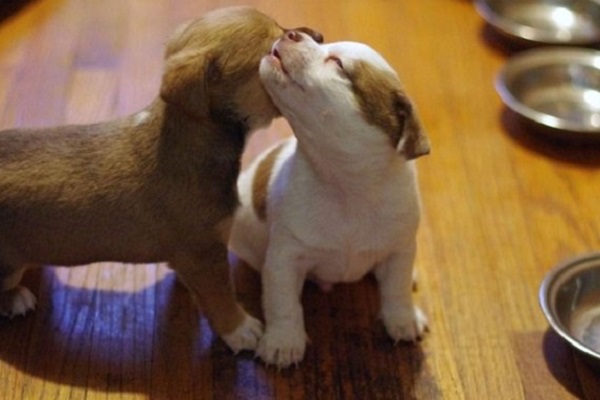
1 0 600 398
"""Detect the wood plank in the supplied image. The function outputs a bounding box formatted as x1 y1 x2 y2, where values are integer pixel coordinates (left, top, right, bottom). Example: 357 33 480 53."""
1 0 83 127
0 0 599 398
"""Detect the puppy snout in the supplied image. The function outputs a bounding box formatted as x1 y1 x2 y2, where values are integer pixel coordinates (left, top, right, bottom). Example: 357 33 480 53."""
285 30 303 43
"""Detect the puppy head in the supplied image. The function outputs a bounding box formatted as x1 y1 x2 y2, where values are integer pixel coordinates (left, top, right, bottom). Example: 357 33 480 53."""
160 7 323 131
259 33 430 160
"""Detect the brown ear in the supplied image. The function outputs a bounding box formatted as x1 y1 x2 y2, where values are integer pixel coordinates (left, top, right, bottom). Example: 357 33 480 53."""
394 95 431 160
160 49 217 118
287 27 324 43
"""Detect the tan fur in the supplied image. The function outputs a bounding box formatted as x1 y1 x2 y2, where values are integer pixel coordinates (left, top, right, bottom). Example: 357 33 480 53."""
252 143 285 221
348 60 430 159
216 217 234 245
0 7 321 352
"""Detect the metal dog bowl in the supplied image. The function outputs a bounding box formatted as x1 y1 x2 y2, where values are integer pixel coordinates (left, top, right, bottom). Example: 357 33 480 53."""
475 0 600 45
496 47 600 141
540 252 600 368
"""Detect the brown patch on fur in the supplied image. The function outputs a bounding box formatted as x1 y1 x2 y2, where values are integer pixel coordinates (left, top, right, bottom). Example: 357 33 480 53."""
347 60 430 159
287 27 324 44
252 142 285 221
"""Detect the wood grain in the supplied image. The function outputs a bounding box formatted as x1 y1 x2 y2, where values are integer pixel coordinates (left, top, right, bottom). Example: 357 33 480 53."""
1 0 600 398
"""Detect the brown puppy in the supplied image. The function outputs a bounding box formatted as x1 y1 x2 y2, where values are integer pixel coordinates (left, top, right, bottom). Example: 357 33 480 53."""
0 6 322 353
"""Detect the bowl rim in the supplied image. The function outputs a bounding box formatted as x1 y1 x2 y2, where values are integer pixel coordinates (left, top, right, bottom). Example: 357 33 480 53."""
539 251 600 360
474 0 600 45
495 46 600 134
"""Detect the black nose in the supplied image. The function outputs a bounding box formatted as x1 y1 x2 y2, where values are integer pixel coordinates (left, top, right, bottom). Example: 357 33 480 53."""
286 30 303 42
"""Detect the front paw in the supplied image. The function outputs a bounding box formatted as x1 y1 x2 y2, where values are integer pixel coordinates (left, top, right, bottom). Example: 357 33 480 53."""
382 305 428 343
257 326 307 368
0 286 36 318
222 313 264 353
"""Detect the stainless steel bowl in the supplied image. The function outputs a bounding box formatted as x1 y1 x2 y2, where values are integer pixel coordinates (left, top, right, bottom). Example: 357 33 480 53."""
496 47 600 141
540 252 600 368
475 0 600 45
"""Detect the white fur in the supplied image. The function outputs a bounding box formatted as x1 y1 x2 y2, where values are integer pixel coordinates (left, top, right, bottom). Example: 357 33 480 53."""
133 110 151 127
221 314 264 354
0 286 37 318
230 35 428 368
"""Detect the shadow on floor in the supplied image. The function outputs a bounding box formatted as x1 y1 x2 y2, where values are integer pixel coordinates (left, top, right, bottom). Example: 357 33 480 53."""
0 263 433 399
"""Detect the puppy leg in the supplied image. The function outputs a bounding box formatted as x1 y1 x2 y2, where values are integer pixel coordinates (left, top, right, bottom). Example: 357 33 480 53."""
0 266 36 318
375 245 428 343
258 248 308 368
171 244 263 353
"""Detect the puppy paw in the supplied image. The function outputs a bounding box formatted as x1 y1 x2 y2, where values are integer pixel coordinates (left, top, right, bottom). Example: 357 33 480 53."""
257 326 307 368
383 305 428 343
0 286 36 318
222 314 264 353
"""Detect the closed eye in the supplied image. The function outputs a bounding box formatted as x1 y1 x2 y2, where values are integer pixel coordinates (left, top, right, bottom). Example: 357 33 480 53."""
326 55 344 70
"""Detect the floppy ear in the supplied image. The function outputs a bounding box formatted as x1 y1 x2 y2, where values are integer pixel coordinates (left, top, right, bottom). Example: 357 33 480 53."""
160 49 217 118
286 27 324 44
394 94 431 160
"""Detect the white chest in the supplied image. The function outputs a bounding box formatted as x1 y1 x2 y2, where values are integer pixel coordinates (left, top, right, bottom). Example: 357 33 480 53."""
308 247 389 284
294 205 413 284
271 153 421 285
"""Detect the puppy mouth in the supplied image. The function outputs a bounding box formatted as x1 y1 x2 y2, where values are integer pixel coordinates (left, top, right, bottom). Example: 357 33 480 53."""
271 47 289 76
268 45 305 92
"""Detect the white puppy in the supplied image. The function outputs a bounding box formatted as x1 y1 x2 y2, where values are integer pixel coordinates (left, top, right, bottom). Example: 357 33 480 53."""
230 31 431 367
